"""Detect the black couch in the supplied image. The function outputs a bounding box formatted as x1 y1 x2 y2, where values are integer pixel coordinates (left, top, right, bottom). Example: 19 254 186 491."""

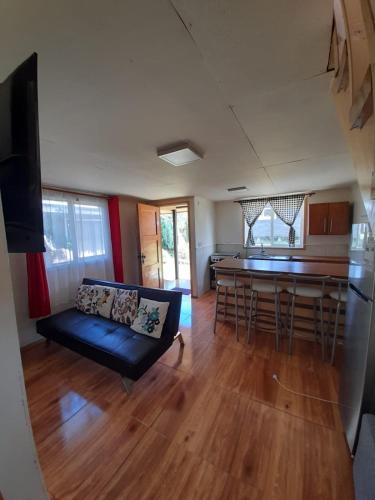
36 278 183 393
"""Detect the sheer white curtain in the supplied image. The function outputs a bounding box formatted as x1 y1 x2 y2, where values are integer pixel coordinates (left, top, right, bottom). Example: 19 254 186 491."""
42 189 114 310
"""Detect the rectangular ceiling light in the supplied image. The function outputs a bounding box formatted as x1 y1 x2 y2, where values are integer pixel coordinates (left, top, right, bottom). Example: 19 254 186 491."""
227 186 248 192
157 143 202 166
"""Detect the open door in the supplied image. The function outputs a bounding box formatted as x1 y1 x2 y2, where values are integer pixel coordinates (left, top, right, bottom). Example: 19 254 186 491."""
138 203 163 288
160 204 191 293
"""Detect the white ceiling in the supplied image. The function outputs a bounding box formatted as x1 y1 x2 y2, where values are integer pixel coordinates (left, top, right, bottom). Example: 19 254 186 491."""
0 0 355 201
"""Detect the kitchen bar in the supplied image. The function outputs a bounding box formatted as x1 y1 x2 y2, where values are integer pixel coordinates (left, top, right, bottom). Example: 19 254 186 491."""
212 257 348 341
212 257 348 279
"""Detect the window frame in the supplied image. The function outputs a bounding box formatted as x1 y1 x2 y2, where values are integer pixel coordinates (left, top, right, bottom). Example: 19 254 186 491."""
242 200 306 249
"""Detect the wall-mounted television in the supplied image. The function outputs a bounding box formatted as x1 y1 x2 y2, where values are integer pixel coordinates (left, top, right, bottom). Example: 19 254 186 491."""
0 52 45 253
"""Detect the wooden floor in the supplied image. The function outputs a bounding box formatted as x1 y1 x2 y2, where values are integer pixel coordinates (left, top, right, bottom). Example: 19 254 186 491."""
22 291 354 500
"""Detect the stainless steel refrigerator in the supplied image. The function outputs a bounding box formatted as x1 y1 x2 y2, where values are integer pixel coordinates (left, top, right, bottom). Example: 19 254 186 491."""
340 223 375 453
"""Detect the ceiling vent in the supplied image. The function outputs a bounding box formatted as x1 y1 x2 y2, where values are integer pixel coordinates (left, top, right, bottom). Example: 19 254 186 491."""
227 186 248 192
157 143 202 166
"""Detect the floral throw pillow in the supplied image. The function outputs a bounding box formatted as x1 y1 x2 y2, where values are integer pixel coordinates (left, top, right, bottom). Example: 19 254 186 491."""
111 289 138 325
91 285 116 319
75 285 95 314
131 298 169 339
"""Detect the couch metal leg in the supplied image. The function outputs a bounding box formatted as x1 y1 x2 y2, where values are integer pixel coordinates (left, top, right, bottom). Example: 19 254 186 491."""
174 331 185 346
121 376 134 395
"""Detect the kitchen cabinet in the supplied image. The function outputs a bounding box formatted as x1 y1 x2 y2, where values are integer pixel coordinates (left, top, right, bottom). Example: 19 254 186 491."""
309 203 329 235
309 202 350 235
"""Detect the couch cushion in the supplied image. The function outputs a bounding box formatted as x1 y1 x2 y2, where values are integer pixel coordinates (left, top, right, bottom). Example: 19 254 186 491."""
111 289 138 325
75 284 95 314
131 297 169 339
36 308 171 380
91 285 116 318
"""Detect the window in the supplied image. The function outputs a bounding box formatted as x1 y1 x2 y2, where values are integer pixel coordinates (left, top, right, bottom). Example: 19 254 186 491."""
351 223 368 250
42 189 113 309
244 201 305 248
43 196 111 267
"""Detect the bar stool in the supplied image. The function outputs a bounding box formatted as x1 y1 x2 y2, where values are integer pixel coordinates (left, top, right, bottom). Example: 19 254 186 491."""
286 274 330 359
214 271 247 341
247 272 283 351
328 278 348 365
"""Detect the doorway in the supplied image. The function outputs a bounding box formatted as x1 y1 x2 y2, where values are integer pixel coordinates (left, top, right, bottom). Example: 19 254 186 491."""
160 204 191 294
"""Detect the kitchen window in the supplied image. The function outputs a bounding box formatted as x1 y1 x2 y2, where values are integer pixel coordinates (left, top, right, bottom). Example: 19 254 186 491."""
243 202 305 248
351 223 368 251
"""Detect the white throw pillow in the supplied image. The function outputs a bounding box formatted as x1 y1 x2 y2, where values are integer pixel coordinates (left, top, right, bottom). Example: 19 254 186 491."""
75 285 95 314
91 285 116 319
131 298 169 339
111 289 138 325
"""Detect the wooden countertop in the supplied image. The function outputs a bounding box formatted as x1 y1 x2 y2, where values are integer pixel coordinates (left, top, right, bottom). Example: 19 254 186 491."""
212 257 348 279
290 255 349 263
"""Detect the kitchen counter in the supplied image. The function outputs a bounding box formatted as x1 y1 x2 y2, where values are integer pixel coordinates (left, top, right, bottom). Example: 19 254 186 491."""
246 254 349 264
212 257 348 340
213 257 348 279
290 255 349 263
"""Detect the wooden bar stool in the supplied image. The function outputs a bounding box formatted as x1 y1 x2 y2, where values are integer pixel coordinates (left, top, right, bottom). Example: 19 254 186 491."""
246 272 283 351
214 271 247 341
328 278 348 365
286 274 330 360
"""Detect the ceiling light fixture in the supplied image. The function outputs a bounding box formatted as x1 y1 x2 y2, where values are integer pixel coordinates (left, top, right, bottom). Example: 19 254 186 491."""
227 186 248 192
157 143 202 166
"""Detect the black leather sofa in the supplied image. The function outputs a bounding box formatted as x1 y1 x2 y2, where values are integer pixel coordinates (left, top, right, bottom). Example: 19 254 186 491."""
36 278 183 393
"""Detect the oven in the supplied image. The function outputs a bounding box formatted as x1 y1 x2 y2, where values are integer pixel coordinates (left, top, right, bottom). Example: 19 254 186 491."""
210 252 240 289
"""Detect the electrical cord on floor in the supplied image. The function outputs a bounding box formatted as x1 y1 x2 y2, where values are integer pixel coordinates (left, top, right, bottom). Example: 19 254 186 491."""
272 374 340 405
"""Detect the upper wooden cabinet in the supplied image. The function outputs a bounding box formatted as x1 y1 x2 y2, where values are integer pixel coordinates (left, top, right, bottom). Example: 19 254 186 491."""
309 202 350 235
309 203 329 235
328 202 350 234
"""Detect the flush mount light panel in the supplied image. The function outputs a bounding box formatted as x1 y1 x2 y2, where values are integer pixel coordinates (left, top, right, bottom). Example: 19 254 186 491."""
157 143 202 166
227 186 248 192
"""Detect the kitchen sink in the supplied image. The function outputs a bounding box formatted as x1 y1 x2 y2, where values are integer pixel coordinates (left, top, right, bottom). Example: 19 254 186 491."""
247 255 291 261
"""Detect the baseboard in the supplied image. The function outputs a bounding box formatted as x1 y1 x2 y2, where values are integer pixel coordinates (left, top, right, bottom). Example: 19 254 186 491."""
20 338 45 353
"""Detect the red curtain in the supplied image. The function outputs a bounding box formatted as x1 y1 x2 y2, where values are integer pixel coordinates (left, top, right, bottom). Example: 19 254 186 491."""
26 253 51 318
108 196 124 282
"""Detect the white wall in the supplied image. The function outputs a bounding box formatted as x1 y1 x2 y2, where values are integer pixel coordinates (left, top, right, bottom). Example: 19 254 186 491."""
0 205 47 499
215 187 352 257
193 196 215 296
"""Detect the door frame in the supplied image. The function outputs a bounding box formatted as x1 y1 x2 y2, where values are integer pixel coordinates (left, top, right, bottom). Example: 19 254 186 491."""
172 209 179 280
151 196 197 298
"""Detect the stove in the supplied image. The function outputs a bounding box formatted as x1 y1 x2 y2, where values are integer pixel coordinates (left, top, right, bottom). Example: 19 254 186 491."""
210 252 240 263
210 252 240 288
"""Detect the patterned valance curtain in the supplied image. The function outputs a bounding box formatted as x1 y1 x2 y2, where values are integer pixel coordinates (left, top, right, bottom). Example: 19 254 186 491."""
239 198 269 247
239 193 306 247
269 194 305 247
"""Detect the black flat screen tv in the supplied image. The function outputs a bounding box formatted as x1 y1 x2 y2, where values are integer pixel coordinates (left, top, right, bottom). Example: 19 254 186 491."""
0 52 45 253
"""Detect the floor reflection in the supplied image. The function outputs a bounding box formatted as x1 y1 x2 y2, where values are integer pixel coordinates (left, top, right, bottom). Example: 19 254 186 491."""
59 392 103 443
179 294 192 327
59 391 89 422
